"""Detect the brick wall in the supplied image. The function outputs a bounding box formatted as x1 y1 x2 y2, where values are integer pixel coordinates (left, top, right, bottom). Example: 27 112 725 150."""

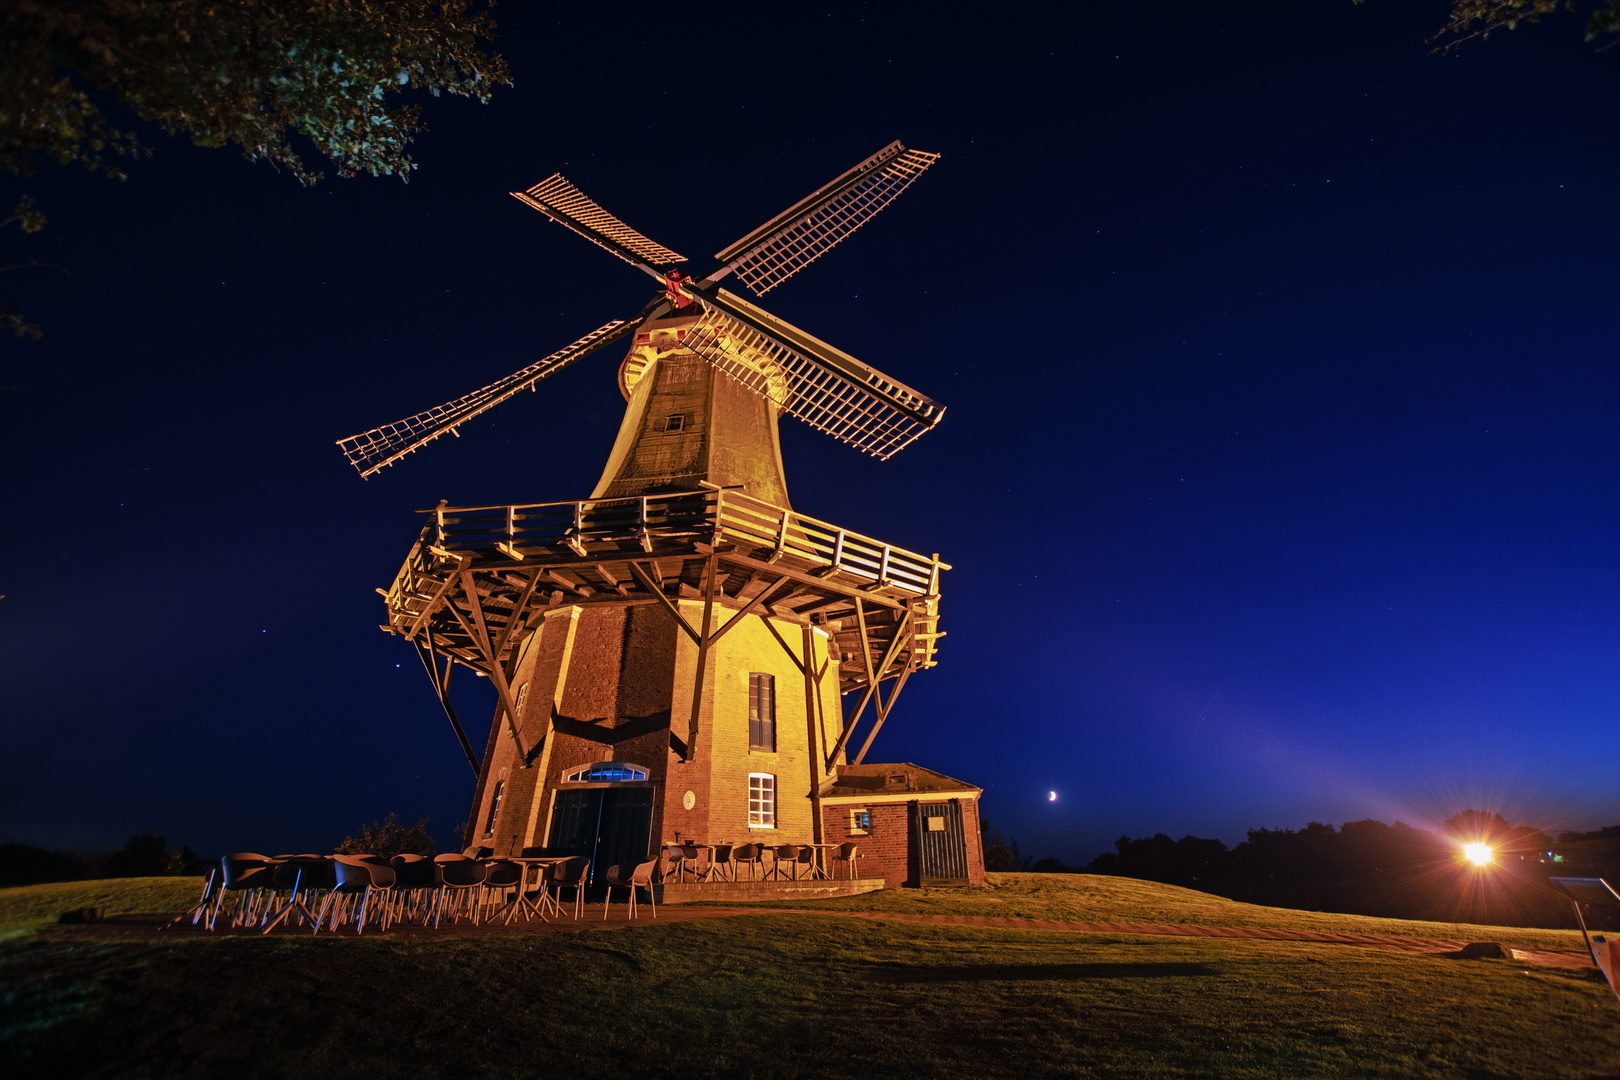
821 795 985 888
467 594 845 862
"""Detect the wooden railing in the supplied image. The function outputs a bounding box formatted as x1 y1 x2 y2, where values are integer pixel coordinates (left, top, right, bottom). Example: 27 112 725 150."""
420 489 946 596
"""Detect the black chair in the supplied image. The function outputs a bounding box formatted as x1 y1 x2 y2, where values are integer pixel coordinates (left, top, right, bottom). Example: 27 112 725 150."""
709 844 735 883
481 858 524 921
319 856 394 935
768 844 803 881
262 856 330 934
433 854 488 927
209 853 273 930
390 854 437 924
732 843 764 881
544 856 590 920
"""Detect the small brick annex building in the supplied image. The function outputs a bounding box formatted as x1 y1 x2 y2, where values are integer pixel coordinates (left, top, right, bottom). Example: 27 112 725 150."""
820 764 984 887
360 144 978 891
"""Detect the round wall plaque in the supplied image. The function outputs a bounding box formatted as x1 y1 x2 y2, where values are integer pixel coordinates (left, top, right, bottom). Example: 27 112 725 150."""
682 790 696 810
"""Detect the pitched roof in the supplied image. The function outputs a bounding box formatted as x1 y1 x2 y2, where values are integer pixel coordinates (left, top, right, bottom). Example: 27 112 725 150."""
820 762 982 799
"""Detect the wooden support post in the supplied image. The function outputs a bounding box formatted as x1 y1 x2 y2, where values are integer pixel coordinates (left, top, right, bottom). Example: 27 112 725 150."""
854 660 914 765
826 606 913 769
627 561 701 645
491 569 543 659
457 571 528 761
706 576 785 648
684 552 719 762
803 623 826 863
413 639 479 776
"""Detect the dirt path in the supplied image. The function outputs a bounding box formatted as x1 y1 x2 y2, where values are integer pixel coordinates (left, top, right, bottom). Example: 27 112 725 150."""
40 906 1594 970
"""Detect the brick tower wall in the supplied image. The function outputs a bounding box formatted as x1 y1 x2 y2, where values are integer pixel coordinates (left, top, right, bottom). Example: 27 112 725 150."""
468 597 844 860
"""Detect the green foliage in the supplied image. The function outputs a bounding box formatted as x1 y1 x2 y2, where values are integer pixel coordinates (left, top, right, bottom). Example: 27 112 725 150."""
0 0 511 186
334 811 436 858
1 195 49 339
1354 0 1620 51
979 819 1030 872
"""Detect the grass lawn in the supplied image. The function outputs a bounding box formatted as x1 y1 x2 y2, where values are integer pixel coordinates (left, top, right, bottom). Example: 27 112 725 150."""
2 877 1617 1079
761 873 1602 954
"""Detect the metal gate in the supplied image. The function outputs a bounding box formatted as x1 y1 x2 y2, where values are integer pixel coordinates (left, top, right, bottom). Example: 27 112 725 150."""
547 787 655 884
914 799 969 884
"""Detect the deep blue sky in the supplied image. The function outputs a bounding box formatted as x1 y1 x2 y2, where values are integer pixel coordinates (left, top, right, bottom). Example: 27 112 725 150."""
2 2 1617 865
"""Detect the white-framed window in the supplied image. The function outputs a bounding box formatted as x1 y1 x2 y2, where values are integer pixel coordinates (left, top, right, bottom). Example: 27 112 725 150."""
484 780 505 836
562 762 649 783
850 809 871 835
660 414 686 433
748 672 776 752
748 773 776 828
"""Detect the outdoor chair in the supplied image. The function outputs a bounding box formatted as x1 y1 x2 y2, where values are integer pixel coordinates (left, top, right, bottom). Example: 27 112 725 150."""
209 853 274 930
481 858 524 921
166 866 220 929
390 854 437 924
262 856 330 934
831 842 863 879
677 843 709 883
544 856 590 919
709 844 735 883
732 843 764 881
768 845 803 881
602 858 659 920
433 854 488 927
320 856 394 935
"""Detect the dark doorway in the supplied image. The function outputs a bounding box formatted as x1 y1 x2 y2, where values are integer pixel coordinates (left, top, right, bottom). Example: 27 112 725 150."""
914 799 969 884
547 787 655 884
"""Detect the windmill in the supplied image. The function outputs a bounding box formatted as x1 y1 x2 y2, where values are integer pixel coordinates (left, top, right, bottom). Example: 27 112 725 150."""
345 142 982 888
338 140 944 481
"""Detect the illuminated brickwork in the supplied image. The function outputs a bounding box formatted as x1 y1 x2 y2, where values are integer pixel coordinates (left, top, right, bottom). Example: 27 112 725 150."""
468 599 844 858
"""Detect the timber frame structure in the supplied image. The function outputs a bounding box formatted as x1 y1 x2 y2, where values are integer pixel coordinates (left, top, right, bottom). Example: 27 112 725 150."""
382 486 947 775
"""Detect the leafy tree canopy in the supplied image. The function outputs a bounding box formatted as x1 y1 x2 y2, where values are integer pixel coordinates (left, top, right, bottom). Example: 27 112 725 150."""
1355 0 1620 52
336 812 437 858
1 0 511 186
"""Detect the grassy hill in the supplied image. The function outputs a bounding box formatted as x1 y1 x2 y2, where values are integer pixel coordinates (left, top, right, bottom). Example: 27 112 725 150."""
2 875 1616 1079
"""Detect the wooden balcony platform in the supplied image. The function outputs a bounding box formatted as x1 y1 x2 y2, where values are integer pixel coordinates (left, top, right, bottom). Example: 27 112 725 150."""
383 486 949 771
656 877 886 905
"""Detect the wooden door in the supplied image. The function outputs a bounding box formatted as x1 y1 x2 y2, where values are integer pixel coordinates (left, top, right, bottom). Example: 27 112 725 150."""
915 799 969 884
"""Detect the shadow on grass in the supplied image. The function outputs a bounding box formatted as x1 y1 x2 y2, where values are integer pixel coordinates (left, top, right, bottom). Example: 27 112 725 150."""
867 961 1218 982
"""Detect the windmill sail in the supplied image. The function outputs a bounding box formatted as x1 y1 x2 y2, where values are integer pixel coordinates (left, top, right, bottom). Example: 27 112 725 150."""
512 176 685 276
682 286 944 460
338 320 636 478
707 142 940 296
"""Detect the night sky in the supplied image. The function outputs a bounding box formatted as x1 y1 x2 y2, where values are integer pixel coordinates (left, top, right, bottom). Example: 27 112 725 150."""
3 2 1618 866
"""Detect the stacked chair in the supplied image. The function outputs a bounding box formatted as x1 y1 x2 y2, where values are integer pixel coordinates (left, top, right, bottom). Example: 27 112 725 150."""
389 854 438 925
207 853 275 930
196 846 679 932
313 855 396 935
431 853 488 927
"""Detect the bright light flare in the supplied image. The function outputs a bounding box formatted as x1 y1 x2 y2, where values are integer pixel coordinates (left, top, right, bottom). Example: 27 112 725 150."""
1463 842 1494 867
1047 791 1057 802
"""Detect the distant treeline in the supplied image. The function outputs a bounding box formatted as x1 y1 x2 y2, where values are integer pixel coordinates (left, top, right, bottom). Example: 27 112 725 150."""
1 814 437 888
989 813 1620 929
0 831 208 887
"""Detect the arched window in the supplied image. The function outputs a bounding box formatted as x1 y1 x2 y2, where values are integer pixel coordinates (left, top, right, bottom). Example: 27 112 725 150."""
562 761 649 783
